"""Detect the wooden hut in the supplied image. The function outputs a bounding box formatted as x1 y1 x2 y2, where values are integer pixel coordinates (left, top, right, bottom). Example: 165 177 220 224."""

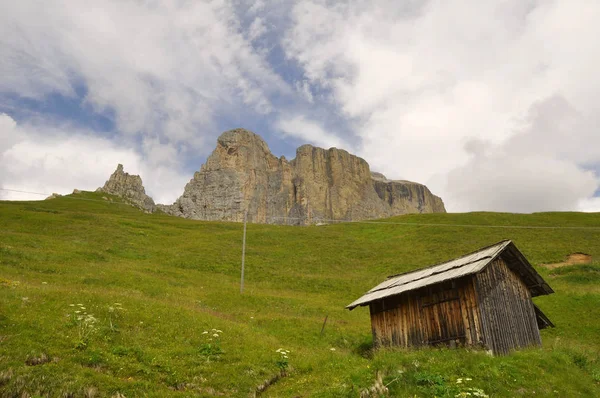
346 240 554 355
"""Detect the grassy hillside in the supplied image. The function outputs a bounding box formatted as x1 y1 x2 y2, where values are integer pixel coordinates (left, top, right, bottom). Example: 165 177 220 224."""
1 192 599 397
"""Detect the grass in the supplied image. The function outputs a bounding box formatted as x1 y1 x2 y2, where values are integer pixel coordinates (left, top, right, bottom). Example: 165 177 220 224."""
1 191 599 397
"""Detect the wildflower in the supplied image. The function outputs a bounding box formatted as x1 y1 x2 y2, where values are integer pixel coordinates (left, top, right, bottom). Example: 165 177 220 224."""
212 333 219 338
465 378 472 381
457 378 463 384
69 304 75 307
216 329 222 333
275 348 290 375
202 331 208 334
330 348 336 351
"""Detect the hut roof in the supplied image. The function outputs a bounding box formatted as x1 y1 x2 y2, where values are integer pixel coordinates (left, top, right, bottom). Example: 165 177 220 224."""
346 240 553 310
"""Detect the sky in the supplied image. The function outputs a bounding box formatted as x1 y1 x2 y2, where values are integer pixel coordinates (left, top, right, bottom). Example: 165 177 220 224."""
1 0 599 212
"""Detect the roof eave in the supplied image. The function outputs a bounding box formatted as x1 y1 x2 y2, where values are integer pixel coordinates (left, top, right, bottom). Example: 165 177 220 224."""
345 240 554 311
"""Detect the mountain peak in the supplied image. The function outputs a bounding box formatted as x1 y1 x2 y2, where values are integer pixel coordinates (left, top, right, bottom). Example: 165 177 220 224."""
99 164 155 213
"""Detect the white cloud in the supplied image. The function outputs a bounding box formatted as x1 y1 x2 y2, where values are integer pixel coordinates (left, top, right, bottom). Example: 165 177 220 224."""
0 0 288 147
578 197 600 213
283 0 600 212
0 114 186 204
247 0 266 16
275 115 344 149
294 80 314 103
445 153 597 213
441 95 600 212
0 113 19 152
248 17 268 41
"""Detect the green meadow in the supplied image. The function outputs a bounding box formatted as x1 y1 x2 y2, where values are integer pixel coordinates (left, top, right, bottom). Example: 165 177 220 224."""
1 192 599 397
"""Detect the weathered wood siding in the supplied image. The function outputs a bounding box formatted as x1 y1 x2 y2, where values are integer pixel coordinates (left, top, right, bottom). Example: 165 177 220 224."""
474 257 541 355
369 277 483 348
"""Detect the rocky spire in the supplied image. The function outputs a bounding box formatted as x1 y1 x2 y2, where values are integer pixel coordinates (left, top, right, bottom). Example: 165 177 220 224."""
99 164 155 213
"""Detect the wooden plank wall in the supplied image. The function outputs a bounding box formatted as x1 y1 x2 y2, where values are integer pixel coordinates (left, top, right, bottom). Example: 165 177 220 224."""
369 277 483 348
474 257 541 355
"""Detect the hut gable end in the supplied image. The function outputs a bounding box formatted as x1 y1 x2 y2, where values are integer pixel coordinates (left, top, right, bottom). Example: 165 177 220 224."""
474 257 542 355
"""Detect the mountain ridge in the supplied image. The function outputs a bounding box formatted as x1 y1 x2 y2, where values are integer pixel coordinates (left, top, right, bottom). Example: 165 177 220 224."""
99 128 446 223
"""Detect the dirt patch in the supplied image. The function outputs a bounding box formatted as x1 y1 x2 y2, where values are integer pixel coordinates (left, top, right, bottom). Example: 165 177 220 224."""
25 353 54 366
255 372 284 396
541 253 592 269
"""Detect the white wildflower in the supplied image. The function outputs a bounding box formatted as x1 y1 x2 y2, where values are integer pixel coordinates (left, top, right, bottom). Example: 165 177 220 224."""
330 348 336 351
212 333 219 338
202 331 208 334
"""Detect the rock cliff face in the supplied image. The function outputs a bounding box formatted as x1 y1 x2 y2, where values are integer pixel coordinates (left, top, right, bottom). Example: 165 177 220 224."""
99 164 155 213
371 172 447 214
159 128 445 224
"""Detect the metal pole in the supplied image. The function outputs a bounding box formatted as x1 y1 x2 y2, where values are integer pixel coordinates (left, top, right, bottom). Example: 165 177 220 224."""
240 210 248 293
320 315 329 336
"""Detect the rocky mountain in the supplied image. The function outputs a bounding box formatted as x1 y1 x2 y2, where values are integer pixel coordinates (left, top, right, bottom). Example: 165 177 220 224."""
156 128 445 224
98 164 155 213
